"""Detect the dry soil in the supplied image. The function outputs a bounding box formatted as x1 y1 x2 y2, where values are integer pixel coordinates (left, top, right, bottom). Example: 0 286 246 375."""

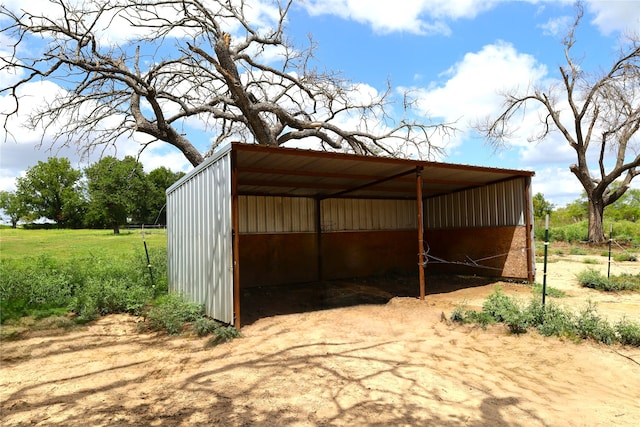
1 256 640 426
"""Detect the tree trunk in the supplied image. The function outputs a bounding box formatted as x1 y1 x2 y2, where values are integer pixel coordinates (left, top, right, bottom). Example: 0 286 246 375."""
587 198 606 243
113 224 120 235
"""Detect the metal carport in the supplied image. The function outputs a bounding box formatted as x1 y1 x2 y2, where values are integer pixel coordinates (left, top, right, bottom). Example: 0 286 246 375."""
167 142 535 328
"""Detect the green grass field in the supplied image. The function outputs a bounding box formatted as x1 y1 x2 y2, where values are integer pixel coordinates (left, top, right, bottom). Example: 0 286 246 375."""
0 228 234 339
0 228 168 325
0 228 167 261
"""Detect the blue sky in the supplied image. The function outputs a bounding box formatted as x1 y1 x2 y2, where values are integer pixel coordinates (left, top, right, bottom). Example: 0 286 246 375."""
1 0 639 208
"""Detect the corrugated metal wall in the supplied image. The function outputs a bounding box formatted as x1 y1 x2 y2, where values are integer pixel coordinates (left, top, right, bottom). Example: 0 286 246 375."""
238 178 525 234
239 196 316 233
166 150 234 324
424 178 526 229
238 197 417 233
321 199 417 231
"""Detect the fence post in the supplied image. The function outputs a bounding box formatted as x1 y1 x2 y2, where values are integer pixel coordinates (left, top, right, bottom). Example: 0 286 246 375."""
607 224 613 279
542 214 549 306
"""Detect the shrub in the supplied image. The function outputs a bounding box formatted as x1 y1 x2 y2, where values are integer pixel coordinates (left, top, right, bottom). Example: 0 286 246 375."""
193 317 221 337
577 269 640 292
0 256 77 322
142 294 204 335
449 305 495 329
207 326 241 347
575 302 617 345
451 291 640 347
536 303 576 338
609 221 640 245
549 222 588 243
577 268 610 290
460 289 533 334
482 288 519 323
613 252 638 262
0 248 165 324
615 318 640 347
570 246 588 256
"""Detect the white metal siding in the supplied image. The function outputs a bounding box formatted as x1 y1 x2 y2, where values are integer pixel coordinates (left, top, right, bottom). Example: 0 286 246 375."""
167 150 234 324
425 178 526 229
238 196 418 234
321 199 417 232
239 196 316 233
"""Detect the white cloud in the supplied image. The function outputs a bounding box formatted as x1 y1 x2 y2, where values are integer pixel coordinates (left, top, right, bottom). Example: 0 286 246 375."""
407 41 548 141
539 15 573 37
299 0 640 37
299 0 497 35
532 166 583 207
585 0 640 35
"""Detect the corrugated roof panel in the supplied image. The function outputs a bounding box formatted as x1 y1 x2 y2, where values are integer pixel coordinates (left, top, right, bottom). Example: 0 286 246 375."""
232 143 533 200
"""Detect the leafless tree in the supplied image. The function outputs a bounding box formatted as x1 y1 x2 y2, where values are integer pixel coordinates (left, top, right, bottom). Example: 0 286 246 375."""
1 0 451 168
478 4 640 243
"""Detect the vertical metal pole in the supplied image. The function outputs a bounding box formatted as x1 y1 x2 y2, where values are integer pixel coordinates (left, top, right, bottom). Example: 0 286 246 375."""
416 167 425 300
231 150 241 329
607 223 613 279
315 198 323 282
524 176 535 283
542 214 549 306
142 225 156 297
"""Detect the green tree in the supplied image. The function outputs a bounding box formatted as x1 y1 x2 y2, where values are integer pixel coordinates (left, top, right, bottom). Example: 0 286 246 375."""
85 156 148 234
15 157 85 227
532 193 555 220
605 187 640 222
144 167 185 225
0 190 28 228
555 193 588 224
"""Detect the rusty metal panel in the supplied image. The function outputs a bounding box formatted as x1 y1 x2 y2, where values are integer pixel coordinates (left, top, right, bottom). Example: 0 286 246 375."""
238 195 316 233
166 148 234 324
425 177 527 229
321 199 417 231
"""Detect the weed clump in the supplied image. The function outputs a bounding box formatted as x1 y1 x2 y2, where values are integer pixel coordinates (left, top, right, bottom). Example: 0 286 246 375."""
451 288 640 347
141 294 204 335
577 268 640 292
137 296 241 345
0 248 168 324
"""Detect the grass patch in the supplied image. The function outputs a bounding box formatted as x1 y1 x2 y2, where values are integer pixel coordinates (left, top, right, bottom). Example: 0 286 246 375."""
582 257 599 264
613 252 638 262
0 228 167 262
0 229 168 324
532 283 567 298
0 249 167 324
0 229 241 345
577 268 640 292
570 247 588 256
450 288 640 347
138 296 241 344
139 294 204 335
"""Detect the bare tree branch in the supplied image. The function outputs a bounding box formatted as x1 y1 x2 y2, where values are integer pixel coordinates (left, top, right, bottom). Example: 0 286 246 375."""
475 2 640 242
1 0 451 167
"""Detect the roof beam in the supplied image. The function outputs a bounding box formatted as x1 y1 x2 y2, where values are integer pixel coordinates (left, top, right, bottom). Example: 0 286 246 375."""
319 168 419 200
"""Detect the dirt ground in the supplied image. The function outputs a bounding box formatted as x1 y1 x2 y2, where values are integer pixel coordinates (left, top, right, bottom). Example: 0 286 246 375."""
2 256 640 426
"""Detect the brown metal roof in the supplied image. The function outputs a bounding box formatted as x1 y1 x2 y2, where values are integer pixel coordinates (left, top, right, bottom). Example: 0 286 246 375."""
232 142 534 200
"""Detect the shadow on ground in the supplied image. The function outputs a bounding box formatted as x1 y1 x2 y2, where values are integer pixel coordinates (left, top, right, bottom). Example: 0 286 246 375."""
241 273 496 325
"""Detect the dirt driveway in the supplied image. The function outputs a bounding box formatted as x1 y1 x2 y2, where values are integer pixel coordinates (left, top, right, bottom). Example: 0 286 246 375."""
2 257 640 426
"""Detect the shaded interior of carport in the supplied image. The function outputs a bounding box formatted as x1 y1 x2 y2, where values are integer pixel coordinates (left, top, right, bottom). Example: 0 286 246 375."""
230 143 535 328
